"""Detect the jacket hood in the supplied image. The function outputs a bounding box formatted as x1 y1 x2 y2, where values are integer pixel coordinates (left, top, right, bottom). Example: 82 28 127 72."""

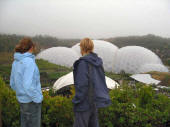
80 52 103 67
14 52 35 61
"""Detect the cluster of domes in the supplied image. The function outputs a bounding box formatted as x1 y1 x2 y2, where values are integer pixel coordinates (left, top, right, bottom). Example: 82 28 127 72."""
36 40 169 74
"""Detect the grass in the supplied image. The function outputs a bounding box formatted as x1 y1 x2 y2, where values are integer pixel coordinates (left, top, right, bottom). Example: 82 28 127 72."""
106 72 131 81
36 59 72 71
36 59 71 87
0 52 13 64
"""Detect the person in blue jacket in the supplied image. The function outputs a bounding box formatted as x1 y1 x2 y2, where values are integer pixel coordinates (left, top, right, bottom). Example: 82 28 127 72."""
10 37 43 127
72 38 111 127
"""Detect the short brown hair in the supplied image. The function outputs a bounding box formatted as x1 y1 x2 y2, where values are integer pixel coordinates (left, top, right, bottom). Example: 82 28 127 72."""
80 38 94 54
15 37 35 53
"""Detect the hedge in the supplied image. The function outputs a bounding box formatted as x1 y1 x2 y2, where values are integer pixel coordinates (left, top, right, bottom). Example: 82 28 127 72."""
0 77 170 127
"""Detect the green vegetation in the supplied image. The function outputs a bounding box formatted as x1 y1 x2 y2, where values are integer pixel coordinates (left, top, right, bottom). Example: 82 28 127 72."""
36 59 71 87
1 77 170 127
0 52 13 84
0 34 79 53
167 59 170 66
0 52 13 64
106 71 131 81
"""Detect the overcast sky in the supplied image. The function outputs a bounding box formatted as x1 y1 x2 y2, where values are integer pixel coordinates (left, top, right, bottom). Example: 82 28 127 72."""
0 0 170 39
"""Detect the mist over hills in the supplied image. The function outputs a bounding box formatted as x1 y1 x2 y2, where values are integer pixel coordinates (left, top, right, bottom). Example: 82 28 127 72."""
0 34 169 65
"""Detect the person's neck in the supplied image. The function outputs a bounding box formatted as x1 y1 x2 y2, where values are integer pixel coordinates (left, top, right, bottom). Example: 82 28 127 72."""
83 52 90 56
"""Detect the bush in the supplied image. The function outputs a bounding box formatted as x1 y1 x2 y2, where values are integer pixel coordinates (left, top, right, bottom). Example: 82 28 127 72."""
0 77 170 127
0 77 73 127
99 84 170 127
41 92 74 127
0 77 20 127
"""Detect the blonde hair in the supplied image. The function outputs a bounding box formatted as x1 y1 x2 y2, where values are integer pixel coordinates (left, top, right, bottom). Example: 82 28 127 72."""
80 38 94 54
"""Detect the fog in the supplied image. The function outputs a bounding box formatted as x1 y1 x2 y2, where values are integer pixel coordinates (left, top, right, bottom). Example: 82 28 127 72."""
0 0 170 39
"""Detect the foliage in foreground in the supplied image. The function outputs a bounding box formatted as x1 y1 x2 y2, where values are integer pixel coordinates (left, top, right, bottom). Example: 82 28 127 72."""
0 77 170 127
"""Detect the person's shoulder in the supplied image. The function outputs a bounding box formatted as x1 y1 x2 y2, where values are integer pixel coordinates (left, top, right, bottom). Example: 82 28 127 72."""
79 59 87 65
22 57 35 67
23 57 34 62
73 58 87 68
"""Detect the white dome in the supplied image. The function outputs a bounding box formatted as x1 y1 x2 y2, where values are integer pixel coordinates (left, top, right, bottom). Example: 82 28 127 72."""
53 72 119 90
138 64 169 73
36 47 79 67
113 46 167 74
72 40 119 72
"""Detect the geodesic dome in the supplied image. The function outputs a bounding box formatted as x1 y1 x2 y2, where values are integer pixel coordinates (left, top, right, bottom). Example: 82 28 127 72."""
36 47 79 67
112 46 168 74
72 40 119 72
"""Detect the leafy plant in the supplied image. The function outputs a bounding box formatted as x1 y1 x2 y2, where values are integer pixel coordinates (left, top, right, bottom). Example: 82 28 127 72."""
0 77 170 127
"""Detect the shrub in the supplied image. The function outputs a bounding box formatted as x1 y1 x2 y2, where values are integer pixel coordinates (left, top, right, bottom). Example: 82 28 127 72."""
0 77 73 127
99 84 170 127
0 77 170 127
0 77 20 127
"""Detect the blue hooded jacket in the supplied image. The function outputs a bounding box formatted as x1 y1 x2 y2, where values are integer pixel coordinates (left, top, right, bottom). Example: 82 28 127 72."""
10 52 43 103
72 52 111 111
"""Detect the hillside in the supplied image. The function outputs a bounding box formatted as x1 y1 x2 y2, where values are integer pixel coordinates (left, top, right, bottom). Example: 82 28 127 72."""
0 34 79 53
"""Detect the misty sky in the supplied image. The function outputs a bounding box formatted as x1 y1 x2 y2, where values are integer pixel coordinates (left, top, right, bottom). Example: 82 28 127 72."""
0 0 170 39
